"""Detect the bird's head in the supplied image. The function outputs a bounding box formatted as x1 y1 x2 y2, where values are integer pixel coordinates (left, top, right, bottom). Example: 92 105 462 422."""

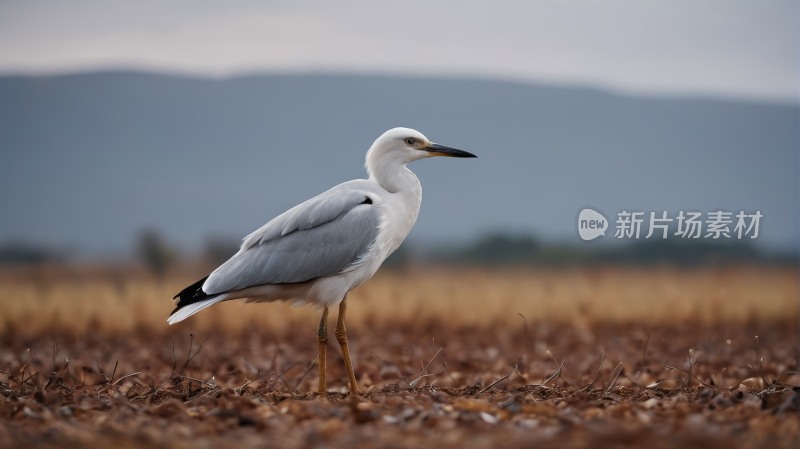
365 127 476 190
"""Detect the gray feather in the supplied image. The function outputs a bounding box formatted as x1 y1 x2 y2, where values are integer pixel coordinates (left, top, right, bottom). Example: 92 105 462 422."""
203 187 378 295
241 186 373 248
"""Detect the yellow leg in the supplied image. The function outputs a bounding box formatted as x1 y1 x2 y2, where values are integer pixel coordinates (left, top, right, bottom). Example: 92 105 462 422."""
317 306 329 393
335 294 360 394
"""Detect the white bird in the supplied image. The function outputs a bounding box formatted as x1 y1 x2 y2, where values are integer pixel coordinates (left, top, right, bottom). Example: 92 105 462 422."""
168 127 476 393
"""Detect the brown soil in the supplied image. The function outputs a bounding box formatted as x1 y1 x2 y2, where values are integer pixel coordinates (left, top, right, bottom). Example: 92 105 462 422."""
1 322 798 448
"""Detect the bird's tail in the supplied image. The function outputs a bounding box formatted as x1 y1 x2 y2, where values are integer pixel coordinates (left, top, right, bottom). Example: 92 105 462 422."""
168 295 227 324
168 275 228 324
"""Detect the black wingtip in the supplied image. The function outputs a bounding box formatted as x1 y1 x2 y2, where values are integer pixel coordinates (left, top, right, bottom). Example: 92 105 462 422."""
172 275 211 312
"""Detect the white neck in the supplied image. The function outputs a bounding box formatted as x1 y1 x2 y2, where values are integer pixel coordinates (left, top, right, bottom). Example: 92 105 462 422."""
366 149 422 194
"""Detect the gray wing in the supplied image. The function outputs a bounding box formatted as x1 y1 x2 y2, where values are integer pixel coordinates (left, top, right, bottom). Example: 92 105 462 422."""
202 188 379 295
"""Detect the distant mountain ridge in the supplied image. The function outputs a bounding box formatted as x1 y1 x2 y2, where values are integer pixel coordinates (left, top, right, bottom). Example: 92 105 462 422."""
0 72 797 256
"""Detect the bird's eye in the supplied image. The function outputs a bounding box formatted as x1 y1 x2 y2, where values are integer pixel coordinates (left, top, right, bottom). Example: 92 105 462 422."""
406 138 416 145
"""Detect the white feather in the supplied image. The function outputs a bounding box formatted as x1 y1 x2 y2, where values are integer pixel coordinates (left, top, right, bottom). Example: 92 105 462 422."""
167 294 228 324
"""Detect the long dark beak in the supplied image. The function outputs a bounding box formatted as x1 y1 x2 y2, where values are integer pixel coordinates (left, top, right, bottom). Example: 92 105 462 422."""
424 143 477 158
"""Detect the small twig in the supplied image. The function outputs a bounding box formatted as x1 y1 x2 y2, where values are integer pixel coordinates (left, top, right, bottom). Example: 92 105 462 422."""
63 360 83 385
270 351 280 377
243 358 266 377
183 334 194 371
109 360 119 386
236 357 264 392
273 363 299 392
574 352 604 393
624 374 686 390
151 335 212 393
538 361 566 388
184 387 218 404
478 357 519 395
746 364 761 383
19 349 34 382
60 358 69 378
404 347 444 386
0 368 22 386
419 347 443 377
237 371 264 393
753 336 770 388
111 372 140 387
242 358 295 392
623 374 646 389
24 371 40 389
369 351 388 369
432 339 458 387
94 359 109 383
657 360 715 390
410 369 445 388
155 343 178 390
179 376 217 388
758 358 769 389
605 362 623 392
686 350 704 390
544 350 568 387
294 354 319 393
648 378 687 389
178 335 210 376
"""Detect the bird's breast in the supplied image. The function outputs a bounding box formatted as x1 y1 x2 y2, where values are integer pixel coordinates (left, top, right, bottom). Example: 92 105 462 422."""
380 178 422 253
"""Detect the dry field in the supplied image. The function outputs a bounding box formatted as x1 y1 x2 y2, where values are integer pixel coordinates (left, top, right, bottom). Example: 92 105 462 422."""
0 265 798 448
0 265 796 334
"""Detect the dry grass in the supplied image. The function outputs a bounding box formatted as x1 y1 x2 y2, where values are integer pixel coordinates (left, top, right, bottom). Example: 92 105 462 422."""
0 265 795 336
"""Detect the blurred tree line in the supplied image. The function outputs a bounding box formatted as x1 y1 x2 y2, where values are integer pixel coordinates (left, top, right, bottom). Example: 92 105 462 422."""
425 233 797 267
0 231 795 270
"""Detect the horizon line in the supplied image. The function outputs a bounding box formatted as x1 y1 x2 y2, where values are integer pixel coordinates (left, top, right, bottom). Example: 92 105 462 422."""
1 67 796 107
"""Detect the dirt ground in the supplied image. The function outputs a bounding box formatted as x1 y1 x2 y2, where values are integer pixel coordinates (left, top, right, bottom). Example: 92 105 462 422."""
1 321 798 448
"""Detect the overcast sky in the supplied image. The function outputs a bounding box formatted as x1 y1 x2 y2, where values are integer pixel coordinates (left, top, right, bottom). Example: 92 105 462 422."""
0 0 797 103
